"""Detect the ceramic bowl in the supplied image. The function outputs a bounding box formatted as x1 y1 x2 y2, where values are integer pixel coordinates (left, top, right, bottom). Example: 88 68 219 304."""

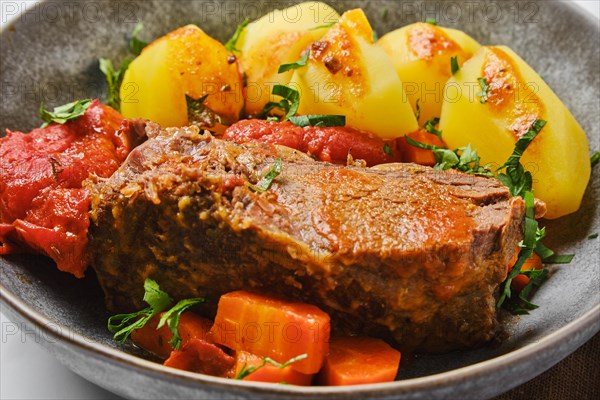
1 1 598 398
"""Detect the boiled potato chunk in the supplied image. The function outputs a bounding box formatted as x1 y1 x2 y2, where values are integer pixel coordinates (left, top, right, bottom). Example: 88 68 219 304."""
439 45 590 219
289 9 418 138
121 25 243 127
237 2 340 116
378 22 480 124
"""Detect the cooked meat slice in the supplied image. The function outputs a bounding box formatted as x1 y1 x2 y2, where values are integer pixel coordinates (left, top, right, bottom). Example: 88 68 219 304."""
87 124 524 352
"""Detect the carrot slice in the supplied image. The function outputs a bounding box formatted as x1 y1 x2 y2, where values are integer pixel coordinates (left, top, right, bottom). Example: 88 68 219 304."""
233 351 313 385
397 129 445 166
209 291 330 375
510 252 543 293
317 337 401 386
131 312 213 358
163 338 234 377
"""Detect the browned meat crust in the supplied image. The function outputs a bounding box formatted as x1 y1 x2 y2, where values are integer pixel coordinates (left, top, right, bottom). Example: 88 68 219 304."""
87 124 524 353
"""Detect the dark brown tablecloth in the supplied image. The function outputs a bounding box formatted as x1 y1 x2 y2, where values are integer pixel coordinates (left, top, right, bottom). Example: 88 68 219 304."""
493 332 600 400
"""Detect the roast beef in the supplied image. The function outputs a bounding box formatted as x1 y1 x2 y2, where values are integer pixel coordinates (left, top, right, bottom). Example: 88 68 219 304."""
87 123 524 352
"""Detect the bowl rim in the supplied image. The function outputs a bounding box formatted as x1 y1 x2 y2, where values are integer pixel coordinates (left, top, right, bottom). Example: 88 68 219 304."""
2 280 599 396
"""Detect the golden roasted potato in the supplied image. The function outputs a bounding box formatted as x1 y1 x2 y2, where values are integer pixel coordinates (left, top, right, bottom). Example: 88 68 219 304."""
289 9 418 138
439 45 590 219
236 1 340 116
121 25 243 127
378 22 480 124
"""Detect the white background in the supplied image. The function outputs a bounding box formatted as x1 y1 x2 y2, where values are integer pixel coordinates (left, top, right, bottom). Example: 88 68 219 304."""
1 1 599 399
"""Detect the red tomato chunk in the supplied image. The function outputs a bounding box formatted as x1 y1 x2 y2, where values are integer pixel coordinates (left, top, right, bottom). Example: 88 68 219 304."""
223 119 402 166
0 100 144 277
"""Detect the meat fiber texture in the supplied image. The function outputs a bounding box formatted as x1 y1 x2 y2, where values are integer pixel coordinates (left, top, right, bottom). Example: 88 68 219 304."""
88 123 525 352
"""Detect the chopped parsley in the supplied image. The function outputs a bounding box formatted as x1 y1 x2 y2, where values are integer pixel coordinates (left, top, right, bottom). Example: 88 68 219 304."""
426 18 437 25
591 151 600 167
497 191 540 313
224 18 250 53
423 117 442 138
496 119 546 197
278 51 310 73
405 136 493 176
234 354 307 380
288 114 345 128
588 233 598 239
130 22 148 56
107 278 205 349
414 98 421 121
259 84 300 121
157 298 205 349
99 58 132 111
247 158 283 192
477 77 489 104
309 22 336 30
493 120 574 313
383 143 394 156
40 99 93 128
450 56 459 75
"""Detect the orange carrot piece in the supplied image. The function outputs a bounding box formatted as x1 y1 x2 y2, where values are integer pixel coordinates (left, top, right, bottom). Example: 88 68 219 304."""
163 338 234 377
209 291 330 375
510 252 543 293
131 312 213 359
233 351 313 385
317 337 401 386
397 129 445 166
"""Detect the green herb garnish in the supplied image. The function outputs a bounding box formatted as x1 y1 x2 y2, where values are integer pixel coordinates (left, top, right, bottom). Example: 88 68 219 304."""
259 84 300 121
423 117 442 138
414 98 421 121
234 354 307 380
426 18 437 25
248 158 283 192
591 151 600 167
278 51 310 74
496 119 546 197
588 233 598 239
372 30 379 42
288 114 345 128
383 143 393 156
157 298 205 349
107 278 205 349
542 254 575 264
224 17 250 53
405 136 493 176
497 191 539 311
450 56 459 75
40 99 93 128
108 279 173 343
309 22 336 30
477 77 489 104
99 58 132 111
130 22 149 56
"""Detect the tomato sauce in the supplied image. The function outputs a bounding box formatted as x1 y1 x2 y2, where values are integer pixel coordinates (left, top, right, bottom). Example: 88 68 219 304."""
223 119 402 166
0 100 144 277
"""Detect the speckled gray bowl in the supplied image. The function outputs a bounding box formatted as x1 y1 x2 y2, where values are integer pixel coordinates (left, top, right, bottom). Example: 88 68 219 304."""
1 1 599 399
